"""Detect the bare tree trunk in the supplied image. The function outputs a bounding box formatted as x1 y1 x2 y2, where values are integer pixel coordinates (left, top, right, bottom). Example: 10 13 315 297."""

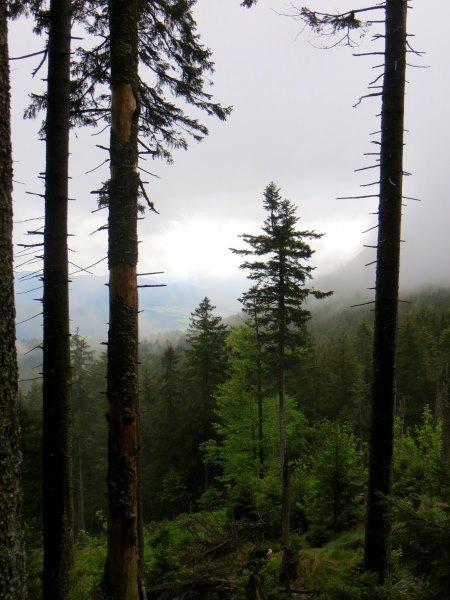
0 2 27 595
364 0 407 583
42 0 74 597
103 0 145 597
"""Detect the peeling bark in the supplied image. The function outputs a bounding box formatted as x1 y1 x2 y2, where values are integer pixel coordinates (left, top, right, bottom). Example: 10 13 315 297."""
104 0 144 598
112 83 137 144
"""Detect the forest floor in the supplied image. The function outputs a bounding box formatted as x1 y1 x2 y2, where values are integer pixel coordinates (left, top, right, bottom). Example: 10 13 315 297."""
26 512 419 599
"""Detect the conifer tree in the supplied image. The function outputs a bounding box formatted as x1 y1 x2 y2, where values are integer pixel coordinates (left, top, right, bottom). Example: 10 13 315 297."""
100 3 230 596
232 182 331 572
240 288 266 475
103 1 143 597
185 297 229 493
71 330 94 535
0 1 27 595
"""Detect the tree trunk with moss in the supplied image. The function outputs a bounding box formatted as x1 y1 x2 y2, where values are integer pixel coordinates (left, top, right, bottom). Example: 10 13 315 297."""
103 0 144 598
42 0 74 597
0 2 27 596
364 0 407 583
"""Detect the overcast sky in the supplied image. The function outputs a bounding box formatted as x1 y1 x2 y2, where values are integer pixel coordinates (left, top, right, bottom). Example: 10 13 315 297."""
9 0 450 307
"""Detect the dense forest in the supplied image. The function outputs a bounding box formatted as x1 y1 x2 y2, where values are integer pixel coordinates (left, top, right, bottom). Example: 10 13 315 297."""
17 287 450 599
1 0 450 599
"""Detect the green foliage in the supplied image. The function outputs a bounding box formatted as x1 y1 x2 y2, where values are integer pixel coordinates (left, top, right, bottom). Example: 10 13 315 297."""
306 422 366 535
27 0 231 157
232 182 331 354
139 344 192 520
226 474 259 522
24 523 43 600
254 474 282 528
197 486 224 511
204 323 310 487
146 525 181 584
19 387 42 527
391 498 450 599
161 469 189 518
396 314 436 425
393 406 448 498
184 297 229 494
313 335 370 428
323 567 400 599
70 531 107 600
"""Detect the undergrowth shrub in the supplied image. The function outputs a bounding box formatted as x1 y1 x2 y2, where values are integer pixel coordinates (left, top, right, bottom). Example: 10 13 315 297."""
391 497 450 599
323 567 402 600
146 525 180 584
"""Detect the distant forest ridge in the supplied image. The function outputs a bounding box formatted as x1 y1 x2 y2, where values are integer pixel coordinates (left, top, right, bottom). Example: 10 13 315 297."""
17 285 450 393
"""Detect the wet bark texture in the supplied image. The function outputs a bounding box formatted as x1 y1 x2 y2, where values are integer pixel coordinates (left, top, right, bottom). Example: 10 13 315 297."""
42 0 74 598
104 0 144 598
364 0 407 583
0 2 27 596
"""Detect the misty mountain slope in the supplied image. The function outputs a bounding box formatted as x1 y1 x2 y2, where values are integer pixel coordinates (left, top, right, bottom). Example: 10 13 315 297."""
15 244 450 344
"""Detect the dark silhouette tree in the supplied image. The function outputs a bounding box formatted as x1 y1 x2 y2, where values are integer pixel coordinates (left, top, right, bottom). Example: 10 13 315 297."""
0 1 27 595
232 182 331 580
295 0 409 582
41 1 74 597
364 0 408 581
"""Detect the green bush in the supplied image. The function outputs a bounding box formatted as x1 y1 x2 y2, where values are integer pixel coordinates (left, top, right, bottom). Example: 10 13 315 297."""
255 474 281 528
391 497 450 598
197 486 224 511
146 525 180 584
306 524 332 547
324 567 402 600
226 476 259 521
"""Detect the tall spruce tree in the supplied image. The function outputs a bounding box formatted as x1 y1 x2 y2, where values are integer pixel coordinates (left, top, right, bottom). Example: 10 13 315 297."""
101 2 231 596
232 182 331 576
103 1 143 598
21 3 230 595
0 1 27 595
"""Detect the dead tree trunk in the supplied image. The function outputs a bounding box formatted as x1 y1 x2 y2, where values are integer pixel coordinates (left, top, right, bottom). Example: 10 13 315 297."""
364 0 407 583
42 0 74 597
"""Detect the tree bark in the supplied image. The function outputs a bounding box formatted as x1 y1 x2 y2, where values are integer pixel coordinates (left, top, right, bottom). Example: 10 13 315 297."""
103 0 144 598
0 1 27 596
364 0 407 583
42 0 74 597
